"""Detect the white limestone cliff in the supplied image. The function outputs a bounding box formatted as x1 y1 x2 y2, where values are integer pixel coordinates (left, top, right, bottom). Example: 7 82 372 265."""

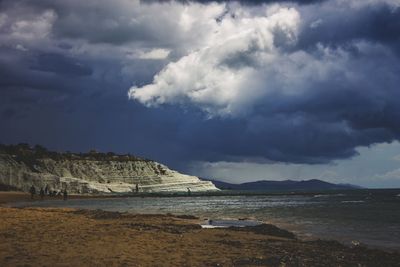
0 149 218 194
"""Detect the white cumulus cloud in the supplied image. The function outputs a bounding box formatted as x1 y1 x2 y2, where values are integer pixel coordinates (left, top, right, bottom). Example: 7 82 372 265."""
128 6 301 117
137 49 170 60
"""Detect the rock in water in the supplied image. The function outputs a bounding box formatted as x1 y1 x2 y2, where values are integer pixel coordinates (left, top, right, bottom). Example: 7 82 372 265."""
0 144 218 194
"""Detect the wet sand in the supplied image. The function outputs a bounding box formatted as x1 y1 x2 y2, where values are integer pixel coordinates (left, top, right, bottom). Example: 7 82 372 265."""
0 191 120 206
0 191 31 204
1 192 400 266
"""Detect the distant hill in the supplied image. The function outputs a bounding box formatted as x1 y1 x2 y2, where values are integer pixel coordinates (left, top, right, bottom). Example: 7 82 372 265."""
202 179 361 192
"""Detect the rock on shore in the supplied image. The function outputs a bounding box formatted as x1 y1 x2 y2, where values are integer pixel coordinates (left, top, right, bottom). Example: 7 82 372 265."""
0 144 218 194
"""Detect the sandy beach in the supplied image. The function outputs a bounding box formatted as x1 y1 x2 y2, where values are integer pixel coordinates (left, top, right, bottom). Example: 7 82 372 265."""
1 192 400 267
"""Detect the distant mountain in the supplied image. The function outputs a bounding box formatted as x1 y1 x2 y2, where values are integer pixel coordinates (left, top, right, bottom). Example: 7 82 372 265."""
202 179 361 192
337 183 364 189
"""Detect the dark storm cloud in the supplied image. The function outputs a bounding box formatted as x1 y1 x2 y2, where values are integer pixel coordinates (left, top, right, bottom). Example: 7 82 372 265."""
1 0 400 173
30 53 93 76
166 89 399 166
0 48 94 95
2 108 16 119
297 3 400 54
27 0 187 46
155 0 325 4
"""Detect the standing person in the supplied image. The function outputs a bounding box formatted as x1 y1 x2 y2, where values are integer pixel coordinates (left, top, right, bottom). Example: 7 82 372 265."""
135 183 139 193
63 189 68 201
44 184 49 195
187 187 191 196
39 187 45 200
29 185 36 200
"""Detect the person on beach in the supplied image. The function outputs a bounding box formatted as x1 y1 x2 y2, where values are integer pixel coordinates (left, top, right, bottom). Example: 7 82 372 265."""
44 184 49 195
63 189 68 201
29 185 36 199
136 183 139 193
187 187 191 196
39 187 45 200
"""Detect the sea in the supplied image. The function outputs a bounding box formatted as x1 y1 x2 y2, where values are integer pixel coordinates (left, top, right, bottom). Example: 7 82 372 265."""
14 189 400 251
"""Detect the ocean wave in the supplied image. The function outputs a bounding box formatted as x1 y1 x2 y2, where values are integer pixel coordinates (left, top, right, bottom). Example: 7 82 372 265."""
313 193 346 198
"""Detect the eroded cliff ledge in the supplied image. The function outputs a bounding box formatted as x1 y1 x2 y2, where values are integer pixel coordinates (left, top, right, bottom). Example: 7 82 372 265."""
0 144 218 194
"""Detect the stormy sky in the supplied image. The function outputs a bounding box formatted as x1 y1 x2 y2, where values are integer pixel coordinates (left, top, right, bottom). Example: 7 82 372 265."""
1 0 400 187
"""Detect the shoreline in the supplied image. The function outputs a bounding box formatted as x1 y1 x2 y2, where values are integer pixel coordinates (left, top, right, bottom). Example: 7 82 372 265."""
0 191 134 207
4 187 397 202
2 188 399 206
1 192 400 266
1 206 400 266
3 191 400 253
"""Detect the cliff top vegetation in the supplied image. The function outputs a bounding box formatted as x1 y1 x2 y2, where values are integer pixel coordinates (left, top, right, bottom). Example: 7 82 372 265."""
0 144 150 164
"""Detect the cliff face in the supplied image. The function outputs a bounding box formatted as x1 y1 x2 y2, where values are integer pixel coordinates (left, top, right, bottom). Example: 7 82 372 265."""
0 145 218 194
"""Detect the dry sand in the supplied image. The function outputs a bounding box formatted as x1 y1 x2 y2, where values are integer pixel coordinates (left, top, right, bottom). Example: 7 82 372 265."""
1 192 400 267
